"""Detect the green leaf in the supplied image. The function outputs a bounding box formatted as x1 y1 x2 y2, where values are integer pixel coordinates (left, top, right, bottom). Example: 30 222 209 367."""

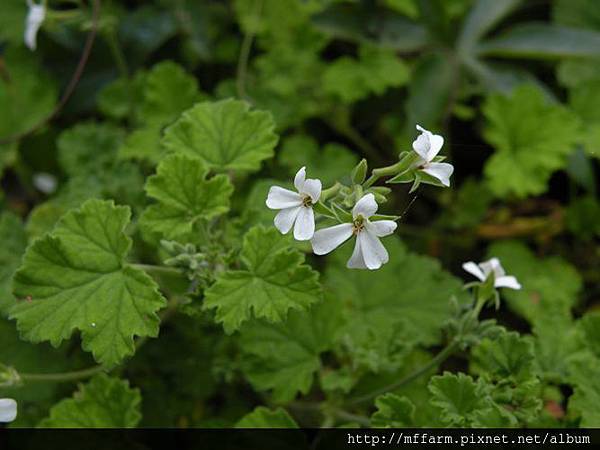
322 45 409 103
428 371 516 427
140 154 233 240
566 196 600 240
0 0 27 46
239 296 343 402
486 240 582 324
370 394 415 427
57 122 125 177
236 407 298 428
0 212 27 316
471 331 535 382
10 199 167 366
204 226 322 334
39 375 141 428
478 24 600 59
577 312 600 359
482 84 580 198
324 237 465 349
568 358 600 427
97 71 147 123
0 49 58 144
163 99 278 172
278 135 359 186
457 0 523 52
312 2 427 52
406 53 454 128
139 61 203 126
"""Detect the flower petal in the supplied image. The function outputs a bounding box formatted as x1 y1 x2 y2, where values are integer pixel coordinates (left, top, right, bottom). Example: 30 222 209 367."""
479 257 505 278
266 186 303 209
294 207 315 241
25 2 45 51
294 166 306 192
495 276 521 290
422 162 454 187
311 223 353 255
301 178 322 203
347 238 367 269
412 130 431 160
359 230 389 270
462 261 485 281
274 206 301 234
427 134 444 161
352 193 378 219
0 399 17 423
366 219 397 237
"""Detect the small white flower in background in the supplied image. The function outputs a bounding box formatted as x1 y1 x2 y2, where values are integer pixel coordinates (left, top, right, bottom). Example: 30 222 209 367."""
33 172 57 194
311 193 397 270
462 257 521 290
0 398 17 423
266 166 322 241
25 0 46 51
412 124 454 187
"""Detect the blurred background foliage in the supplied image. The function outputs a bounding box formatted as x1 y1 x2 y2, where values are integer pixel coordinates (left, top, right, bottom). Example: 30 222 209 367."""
0 0 599 428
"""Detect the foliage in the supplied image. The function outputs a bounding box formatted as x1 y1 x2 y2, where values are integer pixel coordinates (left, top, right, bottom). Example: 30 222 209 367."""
0 0 598 431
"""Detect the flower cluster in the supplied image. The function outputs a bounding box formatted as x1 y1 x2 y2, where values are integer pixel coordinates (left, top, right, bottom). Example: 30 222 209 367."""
266 125 452 270
265 124 524 292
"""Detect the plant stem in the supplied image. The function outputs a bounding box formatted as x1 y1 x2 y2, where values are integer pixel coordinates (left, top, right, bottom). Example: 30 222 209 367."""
346 340 460 406
132 264 182 276
236 0 264 102
363 161 404 188
328 118 384 165
19 365 106 383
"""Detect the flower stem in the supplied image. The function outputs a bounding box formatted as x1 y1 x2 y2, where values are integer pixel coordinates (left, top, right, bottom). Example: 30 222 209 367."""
19 365 106 383
236 0 264 102
346 340 460 406
320 182 342 202
363 161 405 188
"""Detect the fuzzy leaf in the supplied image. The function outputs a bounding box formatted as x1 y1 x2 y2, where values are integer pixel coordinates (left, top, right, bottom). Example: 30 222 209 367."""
472 331 535 382
239 296 343 402
236 407 299 428
482 85 580 198
204 226 321 333
10 199 166 366
163 99 278 172
370 394 415 427
429 372 494 427
39 375 141 428
140 154 233 239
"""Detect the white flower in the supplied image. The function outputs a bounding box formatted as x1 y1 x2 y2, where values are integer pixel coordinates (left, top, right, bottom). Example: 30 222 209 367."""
266 167 322 240
25 0 46 51
412 124 454 187
311 193 397 270
462 257 521 290
0 398 17 423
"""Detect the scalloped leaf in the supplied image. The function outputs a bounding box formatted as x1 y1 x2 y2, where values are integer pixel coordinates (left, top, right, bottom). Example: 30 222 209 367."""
10 199 166 366
370 394 415 427
482 84 580 198
39 375 141 428
163 99 278 172
203 226 322 334
140 154 233 240
236 407 299 428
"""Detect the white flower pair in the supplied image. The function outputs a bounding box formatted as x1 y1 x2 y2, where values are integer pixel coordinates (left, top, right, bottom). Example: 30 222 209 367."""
266 168 396 270
0 398 17 423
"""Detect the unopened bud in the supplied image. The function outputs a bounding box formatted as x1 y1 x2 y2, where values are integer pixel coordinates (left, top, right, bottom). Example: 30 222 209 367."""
351 159 368 184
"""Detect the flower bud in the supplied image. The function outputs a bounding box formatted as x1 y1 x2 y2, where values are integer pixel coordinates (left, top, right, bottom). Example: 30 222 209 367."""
351 159 368 184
